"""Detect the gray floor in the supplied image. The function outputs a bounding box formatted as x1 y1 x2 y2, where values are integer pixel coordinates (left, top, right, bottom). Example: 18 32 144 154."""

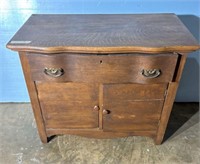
0 103 199 164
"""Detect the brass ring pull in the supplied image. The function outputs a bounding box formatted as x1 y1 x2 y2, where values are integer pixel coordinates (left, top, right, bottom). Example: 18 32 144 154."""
44 67 64 77
141 69 161 78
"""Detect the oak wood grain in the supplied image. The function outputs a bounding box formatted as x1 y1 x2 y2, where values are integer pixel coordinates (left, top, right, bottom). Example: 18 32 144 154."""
7 14 200 54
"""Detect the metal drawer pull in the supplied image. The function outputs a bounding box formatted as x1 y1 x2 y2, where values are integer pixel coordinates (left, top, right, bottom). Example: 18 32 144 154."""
141 69 161 78
44 67 64 77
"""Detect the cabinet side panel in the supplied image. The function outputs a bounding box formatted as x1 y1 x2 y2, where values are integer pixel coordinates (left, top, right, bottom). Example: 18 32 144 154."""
155 82 178 144
19 52 47 143
155 54 188 144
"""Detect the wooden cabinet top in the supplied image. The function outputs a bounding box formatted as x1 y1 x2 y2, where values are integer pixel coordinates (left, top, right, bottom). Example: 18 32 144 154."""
7 14 200 54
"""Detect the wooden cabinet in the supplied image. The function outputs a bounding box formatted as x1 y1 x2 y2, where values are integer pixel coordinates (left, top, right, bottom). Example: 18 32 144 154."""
7 14 200 144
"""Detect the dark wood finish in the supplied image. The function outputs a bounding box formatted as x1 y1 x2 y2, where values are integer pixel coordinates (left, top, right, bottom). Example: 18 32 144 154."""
7 14 200 144
6 14 200 54
36 82 99 129
19 52 48 143
27 53 178 84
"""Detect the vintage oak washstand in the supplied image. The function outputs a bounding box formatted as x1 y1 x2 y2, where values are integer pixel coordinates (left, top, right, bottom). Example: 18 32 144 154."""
7 14 200 144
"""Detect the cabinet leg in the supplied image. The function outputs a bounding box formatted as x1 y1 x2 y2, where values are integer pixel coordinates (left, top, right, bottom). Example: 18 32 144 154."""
154 137 162 145
40 136 48 143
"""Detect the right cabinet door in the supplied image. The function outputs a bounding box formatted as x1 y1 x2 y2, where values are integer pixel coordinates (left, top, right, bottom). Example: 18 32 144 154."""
102 84 167 132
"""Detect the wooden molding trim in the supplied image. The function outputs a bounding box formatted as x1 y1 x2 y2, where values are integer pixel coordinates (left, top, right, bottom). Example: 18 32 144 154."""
7 45 200 54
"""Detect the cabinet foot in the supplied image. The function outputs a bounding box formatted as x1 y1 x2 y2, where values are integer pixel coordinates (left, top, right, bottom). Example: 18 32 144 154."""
40 136 48 143
40 135 56 143
154 138 163 145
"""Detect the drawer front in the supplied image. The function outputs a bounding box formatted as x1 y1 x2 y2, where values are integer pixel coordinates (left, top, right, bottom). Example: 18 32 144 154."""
36 82 99 129
27 53 178 84
102 84 166 132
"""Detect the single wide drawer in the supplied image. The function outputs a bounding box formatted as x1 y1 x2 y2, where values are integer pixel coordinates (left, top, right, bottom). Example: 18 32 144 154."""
27 53 178 83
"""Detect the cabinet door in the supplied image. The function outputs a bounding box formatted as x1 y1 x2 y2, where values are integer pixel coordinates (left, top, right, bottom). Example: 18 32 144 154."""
36 82 99 129
102 84 167 132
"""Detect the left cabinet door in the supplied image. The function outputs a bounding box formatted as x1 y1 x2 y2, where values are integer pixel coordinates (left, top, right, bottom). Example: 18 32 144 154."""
36 82 99 129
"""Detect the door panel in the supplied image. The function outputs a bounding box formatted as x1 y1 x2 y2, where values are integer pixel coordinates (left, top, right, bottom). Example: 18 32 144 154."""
36 82 99 129
103 83 167 101
103 84 166 132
